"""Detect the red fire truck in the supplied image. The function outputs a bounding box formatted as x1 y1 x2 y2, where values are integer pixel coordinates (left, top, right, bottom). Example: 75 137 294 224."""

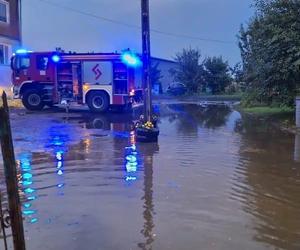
11 49 143 112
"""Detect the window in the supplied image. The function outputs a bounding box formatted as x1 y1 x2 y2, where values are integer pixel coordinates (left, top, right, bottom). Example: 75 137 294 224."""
13 55 30 70
0 44 9 65
36 56 49 70
0 0 9 23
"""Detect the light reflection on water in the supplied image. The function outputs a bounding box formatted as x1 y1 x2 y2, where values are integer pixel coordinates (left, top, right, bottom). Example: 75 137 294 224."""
18 153 38 224
124 131 140 182
5 104 300 250
17 125 70 224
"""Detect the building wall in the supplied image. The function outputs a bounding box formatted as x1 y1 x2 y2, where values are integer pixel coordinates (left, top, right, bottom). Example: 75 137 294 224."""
152 58 178 93
0 0 21 40
0 0 21 87
0 36 19 87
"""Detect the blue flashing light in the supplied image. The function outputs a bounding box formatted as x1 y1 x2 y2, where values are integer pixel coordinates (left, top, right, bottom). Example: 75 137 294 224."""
16 49 29 54
23 180 33 186
51 55 61 63
20 155 31 170
57 161 63 169
23 173 33 179
23 210 36 215
30 218 38 224
126 176 137 182
24 188 35 194
125 145 137 151
21 166 31 171
27 196 37 201
50 135 65 146
126 160 138 166
23 203 31 209
126 155 137 163
57 170 63 176
121 52 141 67
57 183 64 188
56 152 63 161
21 162 31 170
126 163 137 173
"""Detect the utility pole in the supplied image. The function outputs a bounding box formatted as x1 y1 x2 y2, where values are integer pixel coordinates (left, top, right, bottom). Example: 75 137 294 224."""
141 0 152 122
136 0 159 142
19 0 22 46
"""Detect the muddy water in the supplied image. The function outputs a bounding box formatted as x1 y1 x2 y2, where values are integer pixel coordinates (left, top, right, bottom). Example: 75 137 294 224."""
1 103 300 250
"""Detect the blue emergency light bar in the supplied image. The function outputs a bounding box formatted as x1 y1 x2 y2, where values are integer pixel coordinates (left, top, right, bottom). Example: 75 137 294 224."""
121 52 142 67
16 49 32 54
51 55 61 63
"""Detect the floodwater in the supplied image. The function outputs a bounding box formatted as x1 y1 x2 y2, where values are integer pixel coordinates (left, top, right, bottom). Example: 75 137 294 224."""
1 103 300 250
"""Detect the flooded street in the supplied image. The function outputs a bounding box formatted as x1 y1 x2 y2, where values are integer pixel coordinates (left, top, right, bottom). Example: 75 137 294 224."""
1 103 300 250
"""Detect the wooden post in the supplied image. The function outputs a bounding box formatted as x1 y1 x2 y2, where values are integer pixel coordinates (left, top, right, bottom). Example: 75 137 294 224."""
296 96 300 129
294 133 300 162
141 0 152 122
0 92 26 250
0 190 9 250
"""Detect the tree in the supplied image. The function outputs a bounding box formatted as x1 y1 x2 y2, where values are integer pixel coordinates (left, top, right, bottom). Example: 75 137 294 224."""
170 48 234 95
229 62 245 93
203 56 232 94
239 0 300 107
170 48 205 93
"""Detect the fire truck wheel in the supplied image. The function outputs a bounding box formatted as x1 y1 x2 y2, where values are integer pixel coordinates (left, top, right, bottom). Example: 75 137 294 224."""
87 91 109 113
22 89 45 111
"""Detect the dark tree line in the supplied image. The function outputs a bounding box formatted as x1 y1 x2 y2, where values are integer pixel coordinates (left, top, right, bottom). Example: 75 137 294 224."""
170 48 233 95
169 0 300 107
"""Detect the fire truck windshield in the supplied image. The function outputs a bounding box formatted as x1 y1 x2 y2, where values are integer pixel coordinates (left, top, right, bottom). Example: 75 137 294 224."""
11 55 30 70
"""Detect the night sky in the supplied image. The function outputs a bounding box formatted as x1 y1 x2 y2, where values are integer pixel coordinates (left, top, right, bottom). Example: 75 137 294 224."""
22 0 254 65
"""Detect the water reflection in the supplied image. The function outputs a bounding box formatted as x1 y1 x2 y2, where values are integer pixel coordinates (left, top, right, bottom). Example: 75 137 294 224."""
78 113 159 249
18 153 38 224
294 133 300 162
161 104 232 135
234 114 300 249
17 126 70 224
55 150 65 193
47 126 69 196
76 113 137 131
9 104 300 250
124 131 140 182
137 143 159 250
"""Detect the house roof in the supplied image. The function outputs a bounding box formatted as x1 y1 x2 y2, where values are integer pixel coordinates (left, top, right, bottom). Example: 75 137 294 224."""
151 57 177 64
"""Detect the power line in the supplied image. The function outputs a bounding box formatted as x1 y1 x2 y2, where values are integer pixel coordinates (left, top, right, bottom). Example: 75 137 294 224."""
37 0 140 29
150 28 234 44
36 0 235 44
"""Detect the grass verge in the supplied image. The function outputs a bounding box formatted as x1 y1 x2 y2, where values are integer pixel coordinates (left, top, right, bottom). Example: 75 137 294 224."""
159 93 242 102
241 106 294 115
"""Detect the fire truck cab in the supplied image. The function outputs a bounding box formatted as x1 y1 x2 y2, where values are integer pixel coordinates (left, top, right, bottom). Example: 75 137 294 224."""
11 50 143 112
